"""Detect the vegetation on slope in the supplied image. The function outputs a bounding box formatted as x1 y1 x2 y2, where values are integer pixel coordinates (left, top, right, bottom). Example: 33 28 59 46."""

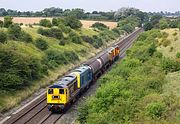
78 29 180 124
0 16 126 112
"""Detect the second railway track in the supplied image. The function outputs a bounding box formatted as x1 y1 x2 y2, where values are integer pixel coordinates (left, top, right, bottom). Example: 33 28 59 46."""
1 28 143 124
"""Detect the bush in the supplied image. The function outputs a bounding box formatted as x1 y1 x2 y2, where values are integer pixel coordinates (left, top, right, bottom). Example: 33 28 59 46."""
69 31 82 44
162 39 171 47
8 24 22 40
92 35 103 48
44 50 79 68
176 52 180 58
35 38 49 51
39 19 52 27
37 28 63 40
20 31 33 43
0 48 46 90
143 22 153 31
91 22 109 30
145 102 165 118
173 32 177 36
161 57 180 73
3 16 13 28
64 16 82 29
120 24 134 33
0 20 3 27
58 24 71 33
81 35 93 44
52 18 65 26
0 31 7 43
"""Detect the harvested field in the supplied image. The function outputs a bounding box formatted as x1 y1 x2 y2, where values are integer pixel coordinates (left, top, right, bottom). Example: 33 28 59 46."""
0 17 117 29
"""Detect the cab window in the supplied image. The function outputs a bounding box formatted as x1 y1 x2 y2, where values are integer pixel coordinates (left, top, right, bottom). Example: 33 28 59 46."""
59 89 64 94
48 89 53 94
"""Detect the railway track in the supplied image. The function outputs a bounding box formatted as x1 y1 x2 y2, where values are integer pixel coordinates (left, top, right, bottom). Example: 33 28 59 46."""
1 28 143 124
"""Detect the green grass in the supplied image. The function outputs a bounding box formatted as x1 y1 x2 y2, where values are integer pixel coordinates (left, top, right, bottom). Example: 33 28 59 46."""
163 71 180 97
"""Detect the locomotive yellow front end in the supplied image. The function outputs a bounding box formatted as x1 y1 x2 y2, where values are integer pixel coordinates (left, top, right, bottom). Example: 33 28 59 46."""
47 86 68 112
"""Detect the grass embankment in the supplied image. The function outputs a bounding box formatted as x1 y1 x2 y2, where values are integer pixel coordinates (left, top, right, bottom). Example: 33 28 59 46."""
0 23 123 113
78 29 180 124
157 29 180 98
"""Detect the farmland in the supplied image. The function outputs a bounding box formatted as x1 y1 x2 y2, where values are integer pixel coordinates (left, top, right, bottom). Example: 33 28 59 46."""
0 17 117 29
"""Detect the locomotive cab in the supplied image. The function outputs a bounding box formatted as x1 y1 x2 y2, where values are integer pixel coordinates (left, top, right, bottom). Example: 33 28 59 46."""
47 73 79 112
47 86 68 111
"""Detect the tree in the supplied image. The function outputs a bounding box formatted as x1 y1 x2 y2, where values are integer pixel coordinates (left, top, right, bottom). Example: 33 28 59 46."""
35 38 49 50
158 18 169 29
39 19 52 27
65 16 82 29
0 31 7 43
114 7 140 20
69 8 86 19
3 16 13 28
144 22 153 31
8 24 22 40
0 20 3 27
150 14 162 27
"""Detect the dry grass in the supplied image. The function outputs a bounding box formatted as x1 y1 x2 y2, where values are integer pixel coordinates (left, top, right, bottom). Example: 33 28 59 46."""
0 17 117 29
157 29 180 59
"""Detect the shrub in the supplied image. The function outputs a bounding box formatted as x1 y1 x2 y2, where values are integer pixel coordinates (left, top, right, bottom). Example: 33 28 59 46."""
58 24 71 33
37 28 63 40
120 24 134 33
29 24 33 28
143 22 153 31
20 31 33 43
162 39 171 47
0 20 3 27
69 31 82 44
64 16 82 29
92 35 103 48
173 32 177 36
8 24 22 40
145 102 165 118
176 52 180 58
91 22 109 30
52 18 65 26
0 48 46 90
59 39 66 46
170 47 173 52
161 57 180 73
43 50 79 68
35 38 49 51
0 31 7 43
81 35 93 44
39 19 52 27
3 16 13 28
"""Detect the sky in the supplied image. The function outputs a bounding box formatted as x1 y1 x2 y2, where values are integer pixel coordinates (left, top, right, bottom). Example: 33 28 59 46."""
0 0 179 12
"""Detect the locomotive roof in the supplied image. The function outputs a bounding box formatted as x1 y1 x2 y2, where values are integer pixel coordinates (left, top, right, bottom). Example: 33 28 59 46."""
49 73 76 88
73 65 90 74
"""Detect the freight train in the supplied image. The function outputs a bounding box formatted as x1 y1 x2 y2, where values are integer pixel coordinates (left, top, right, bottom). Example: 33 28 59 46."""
47 28 142 112
47 46 119 112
